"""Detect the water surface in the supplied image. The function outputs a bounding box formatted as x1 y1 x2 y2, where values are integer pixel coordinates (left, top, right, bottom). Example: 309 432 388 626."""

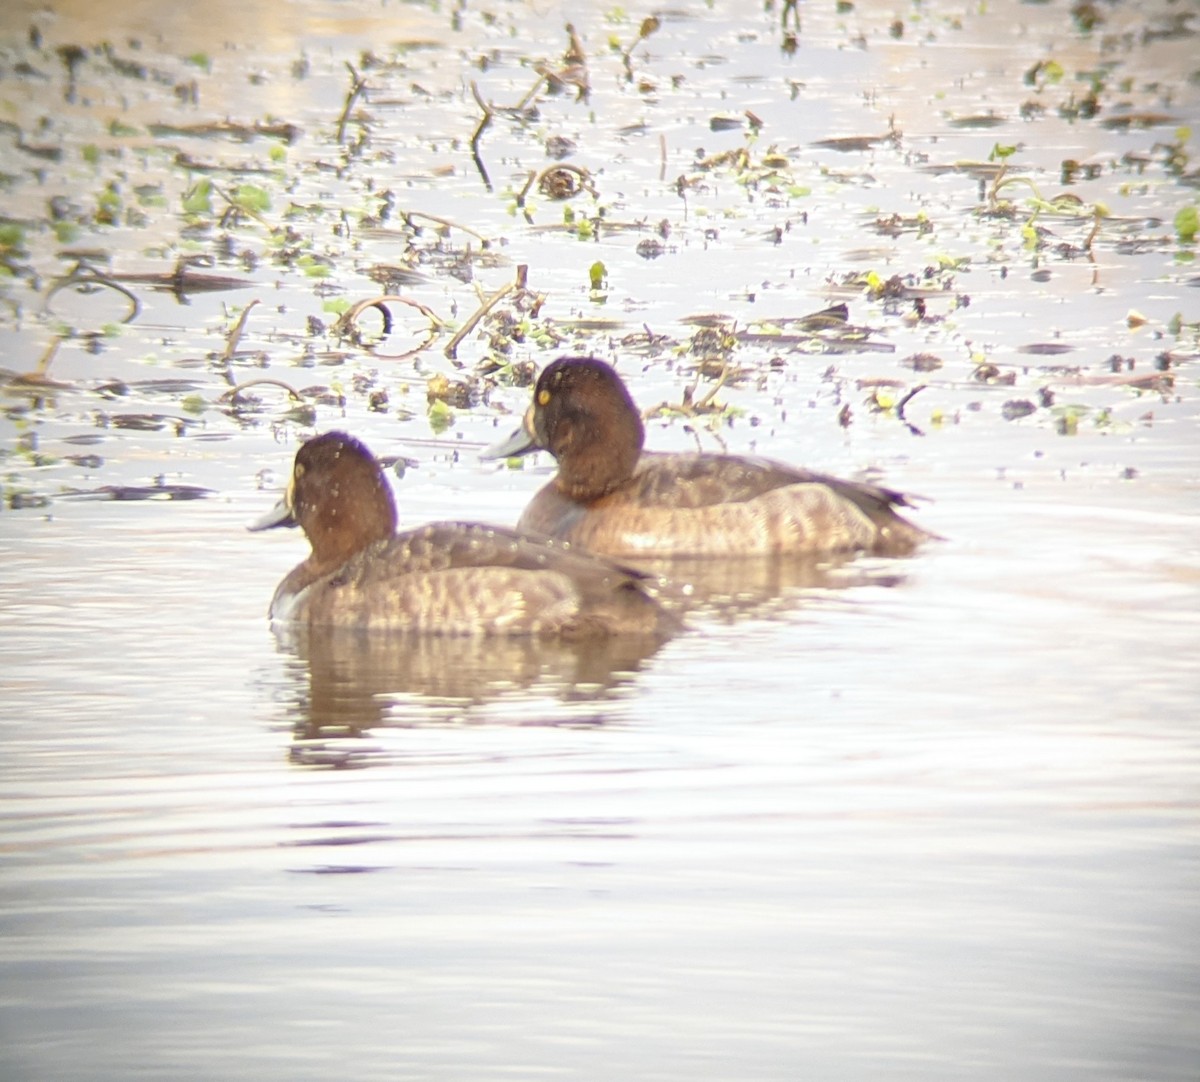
1 1 1198 1078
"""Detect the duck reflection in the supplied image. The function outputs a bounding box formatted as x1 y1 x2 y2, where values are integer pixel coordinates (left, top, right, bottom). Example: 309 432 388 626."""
271 549 914 765
273 621 672 763
638 551 912 622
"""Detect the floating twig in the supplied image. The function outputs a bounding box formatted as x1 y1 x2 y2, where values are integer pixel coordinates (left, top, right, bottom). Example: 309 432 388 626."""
4 337 68 393
333 293 448 359
213 183 273 231
515 170 538 209
645 352 733 421
536 163 596 200
337 294 447 332
218 298 260 384
44 264 140 325
692 356 732 412
1083 204 1106 252
514 72 549 112
896 383 928 436
337 63 368 146
220 378 305 405
116 257 253 298
444 266 528 360
33 337 62 380
471 73 555 190
401 209 491 247
469 81 495 191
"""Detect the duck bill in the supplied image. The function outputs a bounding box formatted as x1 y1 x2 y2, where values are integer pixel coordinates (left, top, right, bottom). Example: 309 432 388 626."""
247 493 297 532
482 404 541 460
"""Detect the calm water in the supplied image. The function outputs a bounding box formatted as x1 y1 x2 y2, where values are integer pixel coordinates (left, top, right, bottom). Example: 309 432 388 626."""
1 1 1198 1079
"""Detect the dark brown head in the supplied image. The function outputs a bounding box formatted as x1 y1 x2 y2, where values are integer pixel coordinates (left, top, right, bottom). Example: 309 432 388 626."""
486 357 645 502
251 432 397 571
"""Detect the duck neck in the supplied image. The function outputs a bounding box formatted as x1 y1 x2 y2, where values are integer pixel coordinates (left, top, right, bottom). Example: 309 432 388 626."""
552 408 644 503
302 470 397 575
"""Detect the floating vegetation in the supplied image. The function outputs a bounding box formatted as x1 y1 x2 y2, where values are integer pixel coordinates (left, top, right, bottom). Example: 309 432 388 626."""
44 264 140 327
332 294 448 360
61 481 214 501
0 0 1195 512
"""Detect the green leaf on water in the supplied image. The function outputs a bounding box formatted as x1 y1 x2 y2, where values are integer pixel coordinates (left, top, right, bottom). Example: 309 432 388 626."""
298 254 331 278
1174 204 1198 243
96 183 122 223
135 186 167 208
232 184 271 214
0 222 26 253
182 178 213 215
589 261 607 290
427 398 454 434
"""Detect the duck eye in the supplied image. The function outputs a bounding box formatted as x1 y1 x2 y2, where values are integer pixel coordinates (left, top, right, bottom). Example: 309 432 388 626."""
537 389 552 406
295 463 306 480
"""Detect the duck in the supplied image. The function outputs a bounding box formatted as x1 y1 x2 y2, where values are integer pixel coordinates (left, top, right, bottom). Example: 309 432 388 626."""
250 430 676 637
485 356 935 558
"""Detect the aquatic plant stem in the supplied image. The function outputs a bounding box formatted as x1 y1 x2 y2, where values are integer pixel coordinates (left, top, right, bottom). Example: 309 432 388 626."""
444 266 528 360
337 63 367 146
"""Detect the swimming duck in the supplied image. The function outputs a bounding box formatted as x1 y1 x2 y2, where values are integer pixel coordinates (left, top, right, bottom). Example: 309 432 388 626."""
485 356 935 558
250 431 675 637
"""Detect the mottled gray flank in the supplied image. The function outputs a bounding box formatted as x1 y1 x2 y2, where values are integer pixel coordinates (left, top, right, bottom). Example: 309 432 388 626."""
273 521 676 637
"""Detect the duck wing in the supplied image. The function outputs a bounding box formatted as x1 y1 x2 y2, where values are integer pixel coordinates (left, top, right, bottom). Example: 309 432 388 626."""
628 452 921 516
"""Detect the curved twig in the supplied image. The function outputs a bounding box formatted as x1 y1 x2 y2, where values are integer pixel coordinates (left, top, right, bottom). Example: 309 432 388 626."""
336 294 447 334
535 163 597 199
220 378 305 405
401 209 491 247
219 298 260 385
44 267 140 324
333 294 448 359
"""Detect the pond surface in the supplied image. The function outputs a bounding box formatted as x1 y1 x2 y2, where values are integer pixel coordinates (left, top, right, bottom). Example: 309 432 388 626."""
1 0 1198 1079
